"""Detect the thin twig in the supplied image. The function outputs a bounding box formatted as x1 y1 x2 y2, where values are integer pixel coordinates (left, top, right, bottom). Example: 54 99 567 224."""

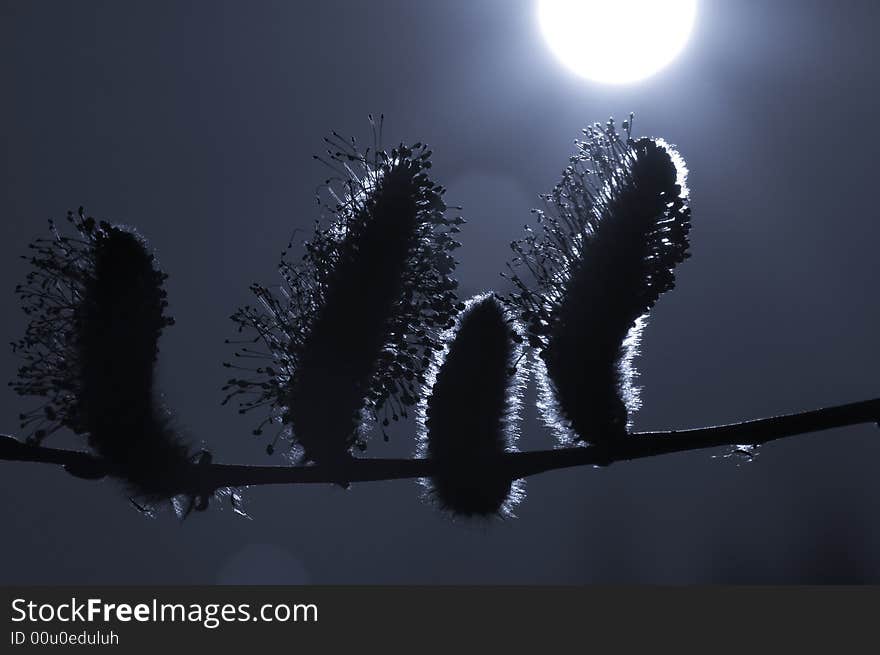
2 398 878 497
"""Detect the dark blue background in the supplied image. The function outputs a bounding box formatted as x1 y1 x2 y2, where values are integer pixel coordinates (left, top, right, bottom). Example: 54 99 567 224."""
1 0 878 583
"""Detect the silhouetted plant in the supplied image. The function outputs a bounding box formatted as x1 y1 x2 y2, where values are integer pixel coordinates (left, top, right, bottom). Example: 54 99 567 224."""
224 118 463 465
9 208 205 508
1 117 877 521
506 115 690 446
417 293 526 517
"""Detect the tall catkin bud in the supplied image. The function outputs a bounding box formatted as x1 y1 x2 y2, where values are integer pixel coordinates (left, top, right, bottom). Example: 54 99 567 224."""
226 121 462 465
507 116 691 445
12 208 193 503
417 294 526 517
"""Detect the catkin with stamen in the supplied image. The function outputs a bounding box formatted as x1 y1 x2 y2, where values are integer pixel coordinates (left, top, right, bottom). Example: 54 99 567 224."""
226 120 462 465
507 115 691 445
12 208 200 506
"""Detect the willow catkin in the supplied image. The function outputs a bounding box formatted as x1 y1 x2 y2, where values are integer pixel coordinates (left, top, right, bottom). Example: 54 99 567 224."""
417 294 526 517
12 208 194 503
226 122 462 465
507 116 691 445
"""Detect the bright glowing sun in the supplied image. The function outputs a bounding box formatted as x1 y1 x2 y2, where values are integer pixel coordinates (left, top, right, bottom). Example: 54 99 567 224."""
537 0 697 84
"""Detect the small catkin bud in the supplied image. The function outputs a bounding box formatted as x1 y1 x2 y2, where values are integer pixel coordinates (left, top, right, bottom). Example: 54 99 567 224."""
417 294 526 517
508 116 691 445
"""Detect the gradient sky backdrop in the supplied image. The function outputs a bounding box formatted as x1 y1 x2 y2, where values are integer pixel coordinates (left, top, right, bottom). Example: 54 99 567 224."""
1 0 878 583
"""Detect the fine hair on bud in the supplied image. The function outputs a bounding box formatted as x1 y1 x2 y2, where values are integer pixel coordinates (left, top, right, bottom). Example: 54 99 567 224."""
417 293 526 517
507 115 691 445
12 208 197 506
226 116 462 464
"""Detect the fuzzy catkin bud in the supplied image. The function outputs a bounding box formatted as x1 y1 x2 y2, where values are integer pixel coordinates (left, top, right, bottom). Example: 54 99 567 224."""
417 294 526 517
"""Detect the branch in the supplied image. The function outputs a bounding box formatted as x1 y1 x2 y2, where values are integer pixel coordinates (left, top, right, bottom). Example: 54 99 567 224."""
2 398 878 498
